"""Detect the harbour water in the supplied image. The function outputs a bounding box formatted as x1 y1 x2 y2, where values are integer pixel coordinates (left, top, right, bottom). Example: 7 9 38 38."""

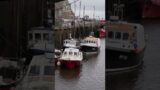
55 39 105 90
107 19 160 90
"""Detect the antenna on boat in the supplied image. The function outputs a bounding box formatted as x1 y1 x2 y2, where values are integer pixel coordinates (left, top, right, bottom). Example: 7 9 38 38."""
113 0 124 20
69 32 72 39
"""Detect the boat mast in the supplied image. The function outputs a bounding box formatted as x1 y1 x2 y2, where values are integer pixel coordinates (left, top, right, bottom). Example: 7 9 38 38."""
73 0 76 38
83 5 85 37
78 0 81 39
92 6 95 33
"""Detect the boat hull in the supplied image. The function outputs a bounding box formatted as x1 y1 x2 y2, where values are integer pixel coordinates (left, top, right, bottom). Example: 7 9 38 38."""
29 49 53 55
143 4 160 18
63 46 80 50
98 29 106 38
55 60 81 69
106 48 144 71
80 46 99 53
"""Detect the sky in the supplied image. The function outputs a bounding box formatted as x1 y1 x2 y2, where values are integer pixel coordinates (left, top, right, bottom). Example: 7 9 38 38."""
68 0 105 20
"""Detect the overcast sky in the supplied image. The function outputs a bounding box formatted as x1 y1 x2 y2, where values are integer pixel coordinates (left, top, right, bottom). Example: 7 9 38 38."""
68 0 105 19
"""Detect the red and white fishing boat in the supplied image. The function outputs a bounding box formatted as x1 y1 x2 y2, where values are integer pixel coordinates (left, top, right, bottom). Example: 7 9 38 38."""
98 28 106 38
57 48 83 69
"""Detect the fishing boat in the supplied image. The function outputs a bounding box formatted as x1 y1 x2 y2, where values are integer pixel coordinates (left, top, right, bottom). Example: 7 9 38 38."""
80 32 101 53
57 48 83 69
63 33 80 49
98 27 106 38
27 26 54 55
106 16 146 72
18 55 54 90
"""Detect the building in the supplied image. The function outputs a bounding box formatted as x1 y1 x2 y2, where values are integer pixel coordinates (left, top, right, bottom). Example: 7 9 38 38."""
55 0 75 29
0 0 48 57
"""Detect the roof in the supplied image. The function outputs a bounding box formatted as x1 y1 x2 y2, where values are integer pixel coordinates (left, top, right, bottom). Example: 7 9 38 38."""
31 26 51 30
84 36 98 41
29 55 54 66
64 48 79 52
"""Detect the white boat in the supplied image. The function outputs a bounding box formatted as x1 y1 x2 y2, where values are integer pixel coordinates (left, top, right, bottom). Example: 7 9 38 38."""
106 17 146 71
80 32 101 53
63 33 80 49
57 48 83 69
27 26 54 55
19 55 54 90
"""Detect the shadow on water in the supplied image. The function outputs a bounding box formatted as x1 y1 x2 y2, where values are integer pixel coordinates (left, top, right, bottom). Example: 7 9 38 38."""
106 64 144 90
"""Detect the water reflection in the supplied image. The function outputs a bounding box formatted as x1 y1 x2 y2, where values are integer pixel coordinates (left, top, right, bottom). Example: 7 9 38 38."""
56 67 81 80
107 66 143 90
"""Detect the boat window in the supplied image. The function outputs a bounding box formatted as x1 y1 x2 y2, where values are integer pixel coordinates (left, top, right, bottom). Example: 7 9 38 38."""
29 65 40 76
69 52 72 55
43 33 49 40
115 32 121 39
44 66 54 75
74 52 77 56
64 52 67 55
29 33 33 40
123 33 129 40
108 31 114 39
35 33 41 41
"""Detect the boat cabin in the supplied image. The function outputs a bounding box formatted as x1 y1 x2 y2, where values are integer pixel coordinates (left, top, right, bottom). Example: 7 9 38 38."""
60 48 83 61
21 55 54 90
27 27 54 53
106 22 145 50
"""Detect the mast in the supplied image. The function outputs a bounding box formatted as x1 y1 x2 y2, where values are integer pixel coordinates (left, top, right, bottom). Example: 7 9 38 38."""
73 0 76 38
83 5 85 37
78 0 81 39
92 6 95 32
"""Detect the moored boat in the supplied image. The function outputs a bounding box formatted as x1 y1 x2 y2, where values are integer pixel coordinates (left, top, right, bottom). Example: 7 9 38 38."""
98 28 106 38
18 55 54 90
63 33 80 49
57 48 83 69
80 32 101 54
27 26 54 55
106 17 146 72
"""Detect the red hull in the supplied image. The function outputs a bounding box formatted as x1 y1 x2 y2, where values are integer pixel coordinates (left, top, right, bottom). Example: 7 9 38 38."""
99 29 106 38
143 4 160 18
55 60 81 69
0 88 11 90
